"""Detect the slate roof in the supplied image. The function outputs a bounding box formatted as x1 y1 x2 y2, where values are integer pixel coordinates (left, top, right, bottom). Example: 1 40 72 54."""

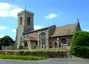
51 23 78 37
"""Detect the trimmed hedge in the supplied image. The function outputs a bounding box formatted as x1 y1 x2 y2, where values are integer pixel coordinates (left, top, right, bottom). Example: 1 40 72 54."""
70 31 89 58
0 50 67 58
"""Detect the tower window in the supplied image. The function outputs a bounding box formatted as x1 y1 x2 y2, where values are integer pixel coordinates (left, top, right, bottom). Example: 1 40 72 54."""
20 17 22 25
27 17 30 25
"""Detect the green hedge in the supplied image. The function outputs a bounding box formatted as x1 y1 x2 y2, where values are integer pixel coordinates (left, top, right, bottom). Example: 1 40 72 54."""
0 50 67 58
71 46 89 58
70 31 89 58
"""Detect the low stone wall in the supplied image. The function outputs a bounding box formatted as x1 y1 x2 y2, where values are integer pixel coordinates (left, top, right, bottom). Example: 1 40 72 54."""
0 50 68 58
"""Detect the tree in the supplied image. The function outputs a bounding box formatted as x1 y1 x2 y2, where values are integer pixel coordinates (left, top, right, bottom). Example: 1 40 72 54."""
0 37 4 49
0 36 14 48
3 36 14 46
70 31 89 58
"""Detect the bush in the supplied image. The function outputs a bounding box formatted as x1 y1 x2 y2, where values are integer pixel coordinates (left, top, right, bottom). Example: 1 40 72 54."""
17 51 67 58
0 50 67 58
70 31 89 58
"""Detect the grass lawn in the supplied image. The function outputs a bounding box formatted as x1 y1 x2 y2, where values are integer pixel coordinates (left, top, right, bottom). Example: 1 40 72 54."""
0 54 48 60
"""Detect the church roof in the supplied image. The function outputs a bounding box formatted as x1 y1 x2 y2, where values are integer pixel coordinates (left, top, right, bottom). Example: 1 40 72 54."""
28 32 38 41
51 22 80 37
28 36 37 41
23 25 56 41
23 21 81 41
23 25 55 35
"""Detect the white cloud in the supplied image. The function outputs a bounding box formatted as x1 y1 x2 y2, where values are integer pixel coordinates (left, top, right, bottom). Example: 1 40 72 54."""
0 2 23 17
0 36 4 38
0 2 11 9
0 26 8 30
11 29 16 32
9 8 23 17
45 14 57 19
34 26 42 30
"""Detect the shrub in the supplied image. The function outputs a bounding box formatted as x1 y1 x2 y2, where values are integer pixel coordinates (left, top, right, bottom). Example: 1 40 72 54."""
0 50 67 58
70 31 89 58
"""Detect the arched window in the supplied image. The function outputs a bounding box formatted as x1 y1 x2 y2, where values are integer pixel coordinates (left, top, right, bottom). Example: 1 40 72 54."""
24 42 28 48
61 38 67 44
40 32 46 48
27 17 30 25
20 17 22 25
55 42 57 48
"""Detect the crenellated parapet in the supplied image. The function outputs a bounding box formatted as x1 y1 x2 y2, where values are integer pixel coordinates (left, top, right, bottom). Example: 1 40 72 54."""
18 10 34 16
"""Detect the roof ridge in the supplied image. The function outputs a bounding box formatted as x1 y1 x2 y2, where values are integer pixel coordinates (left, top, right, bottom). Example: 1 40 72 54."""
57 23 77 28
23 25 56 35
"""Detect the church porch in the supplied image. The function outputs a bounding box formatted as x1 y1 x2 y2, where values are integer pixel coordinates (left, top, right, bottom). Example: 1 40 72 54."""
20 40 38 49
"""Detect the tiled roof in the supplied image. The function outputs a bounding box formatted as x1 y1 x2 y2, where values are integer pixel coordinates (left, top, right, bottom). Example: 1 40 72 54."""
28 36 37 41
28 32 38 41
51 23 78 37
23 25 55 35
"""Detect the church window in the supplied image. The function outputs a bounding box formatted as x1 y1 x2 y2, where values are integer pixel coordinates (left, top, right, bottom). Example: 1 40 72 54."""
27 17 30 25
20 17 22 25
40 32 46 48
24 42 28 48
61 38 67 44
55 42 57 48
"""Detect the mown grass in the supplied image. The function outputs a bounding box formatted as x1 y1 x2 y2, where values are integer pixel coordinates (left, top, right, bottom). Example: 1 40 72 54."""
0 54 48 60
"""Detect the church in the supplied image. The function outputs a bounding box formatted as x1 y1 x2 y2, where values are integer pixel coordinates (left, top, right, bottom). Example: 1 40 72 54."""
15 10 81 49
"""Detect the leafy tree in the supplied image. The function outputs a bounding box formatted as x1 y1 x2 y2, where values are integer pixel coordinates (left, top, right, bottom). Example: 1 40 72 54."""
0 37 4 49
2 36 14 46
0 36 14 49
70 31 89 58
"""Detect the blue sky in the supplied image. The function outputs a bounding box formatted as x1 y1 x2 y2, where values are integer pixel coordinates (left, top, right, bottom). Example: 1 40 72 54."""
0 0 89 40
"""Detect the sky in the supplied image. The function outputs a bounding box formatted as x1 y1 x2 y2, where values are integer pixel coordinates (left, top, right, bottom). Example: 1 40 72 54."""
0 0 89 40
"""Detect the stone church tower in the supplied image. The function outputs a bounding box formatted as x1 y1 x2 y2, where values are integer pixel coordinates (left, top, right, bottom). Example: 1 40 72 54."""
16 10 34 49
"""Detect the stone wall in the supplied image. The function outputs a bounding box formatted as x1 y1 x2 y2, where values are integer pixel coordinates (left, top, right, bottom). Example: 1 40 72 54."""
49 35 72 48
37 29 49 48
